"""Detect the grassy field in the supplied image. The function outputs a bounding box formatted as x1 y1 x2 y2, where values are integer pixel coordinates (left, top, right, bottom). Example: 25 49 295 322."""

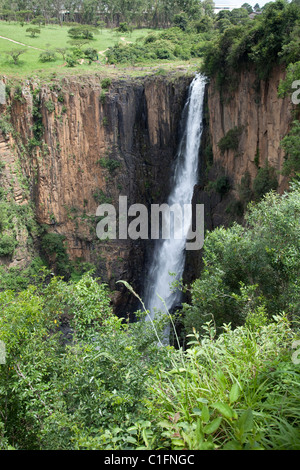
0 21 159 78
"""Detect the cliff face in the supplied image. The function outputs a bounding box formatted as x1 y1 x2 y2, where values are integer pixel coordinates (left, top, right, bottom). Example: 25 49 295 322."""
1 72 192 312
184 65 294 286
207 65 292 194
0 66 294 313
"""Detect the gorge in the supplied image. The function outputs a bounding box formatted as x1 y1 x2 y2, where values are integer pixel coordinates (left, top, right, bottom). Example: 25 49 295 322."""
0 64 294 318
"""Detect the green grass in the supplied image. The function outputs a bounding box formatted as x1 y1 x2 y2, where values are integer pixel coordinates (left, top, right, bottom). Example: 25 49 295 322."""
0 21 156 77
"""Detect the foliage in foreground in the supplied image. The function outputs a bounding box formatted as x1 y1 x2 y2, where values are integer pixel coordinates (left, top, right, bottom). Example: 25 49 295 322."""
0 274 299 450
0 182 300 450
182 180 300 335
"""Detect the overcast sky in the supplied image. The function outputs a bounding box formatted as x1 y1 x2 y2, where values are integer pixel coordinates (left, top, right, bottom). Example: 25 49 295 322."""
214 0 274 8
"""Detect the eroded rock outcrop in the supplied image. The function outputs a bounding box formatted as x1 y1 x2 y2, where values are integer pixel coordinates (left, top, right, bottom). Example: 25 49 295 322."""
0 66 295 314
207 65 292 194
1 72 193 313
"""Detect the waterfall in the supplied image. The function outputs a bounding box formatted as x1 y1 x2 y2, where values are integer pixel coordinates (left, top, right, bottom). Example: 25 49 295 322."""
144 74 206 332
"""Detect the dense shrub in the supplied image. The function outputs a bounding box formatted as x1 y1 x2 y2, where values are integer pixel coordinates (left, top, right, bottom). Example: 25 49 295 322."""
0 233 16 257
218 126 243 154
252 162 278 201
202 0 300 81
183 181 300 334
39 51 57 62
106 27 208 64
280 120 300 177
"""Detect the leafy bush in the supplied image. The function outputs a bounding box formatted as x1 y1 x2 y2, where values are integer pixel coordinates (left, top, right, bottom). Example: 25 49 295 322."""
45 100 55 113
0 114 13 137
0 233 16 257
218 126 243 154
68 26 95 40
40 232 71 278
202 0 300 81
281 120 300 177
106 27 208 64
214 175 231 195
252 162 278 201
39 51 57 63
84 48 98 63
65 55 77 67
183 181 300 334
98 157 121 174
0 274 168 450
145 314 300 450
117 22 132 33
100 78 111 89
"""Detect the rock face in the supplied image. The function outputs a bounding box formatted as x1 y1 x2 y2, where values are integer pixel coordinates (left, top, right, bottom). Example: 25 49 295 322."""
207 65 292 194
184 65 295 288
1 72 193 313
0 66 294 314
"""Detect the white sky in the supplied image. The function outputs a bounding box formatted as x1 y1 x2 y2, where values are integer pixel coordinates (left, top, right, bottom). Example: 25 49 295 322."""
214 0 274 8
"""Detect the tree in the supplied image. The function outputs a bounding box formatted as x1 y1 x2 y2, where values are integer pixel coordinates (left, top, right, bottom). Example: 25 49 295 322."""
84 47 98 64
67 38 91 49
39 50 57 62
26 27 41 37
173 12 189 31
31 16 46 26
241 3 254 14
5 49 26 65
183 180 300 334
68 25 95 40
229 8 250 25
202 0 215 17
194 16 214 33
280 120 300 177
55 47 68 61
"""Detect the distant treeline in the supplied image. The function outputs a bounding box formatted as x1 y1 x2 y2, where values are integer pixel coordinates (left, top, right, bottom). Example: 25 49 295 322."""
0 0 215 28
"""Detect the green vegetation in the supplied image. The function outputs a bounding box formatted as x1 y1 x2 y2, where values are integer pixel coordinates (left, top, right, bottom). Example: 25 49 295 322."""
1 0 298 78
105 27 214 64
281 120 300 177
183 181 300 335
98 157 121 174
252 162 278 200
0 181 299 450
0 22 155 76
206 174 231 195
0 0 212 30
218 126 243 154
26 26 40 37
0 0 300 452
201 0 300 83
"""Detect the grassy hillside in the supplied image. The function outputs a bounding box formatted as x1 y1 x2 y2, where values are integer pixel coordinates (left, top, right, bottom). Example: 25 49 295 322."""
0 22 154 77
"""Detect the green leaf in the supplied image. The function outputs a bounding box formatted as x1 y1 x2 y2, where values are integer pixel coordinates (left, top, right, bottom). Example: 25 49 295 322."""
171 439 185 447
229 383 240 404
215 370 227 390
203 417 222 434
201 405 210 423
223 439 243 450
212 402 234 419
237 409 253 433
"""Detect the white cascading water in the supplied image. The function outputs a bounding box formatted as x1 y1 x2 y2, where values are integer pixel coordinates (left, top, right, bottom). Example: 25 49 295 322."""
144 74 206 333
